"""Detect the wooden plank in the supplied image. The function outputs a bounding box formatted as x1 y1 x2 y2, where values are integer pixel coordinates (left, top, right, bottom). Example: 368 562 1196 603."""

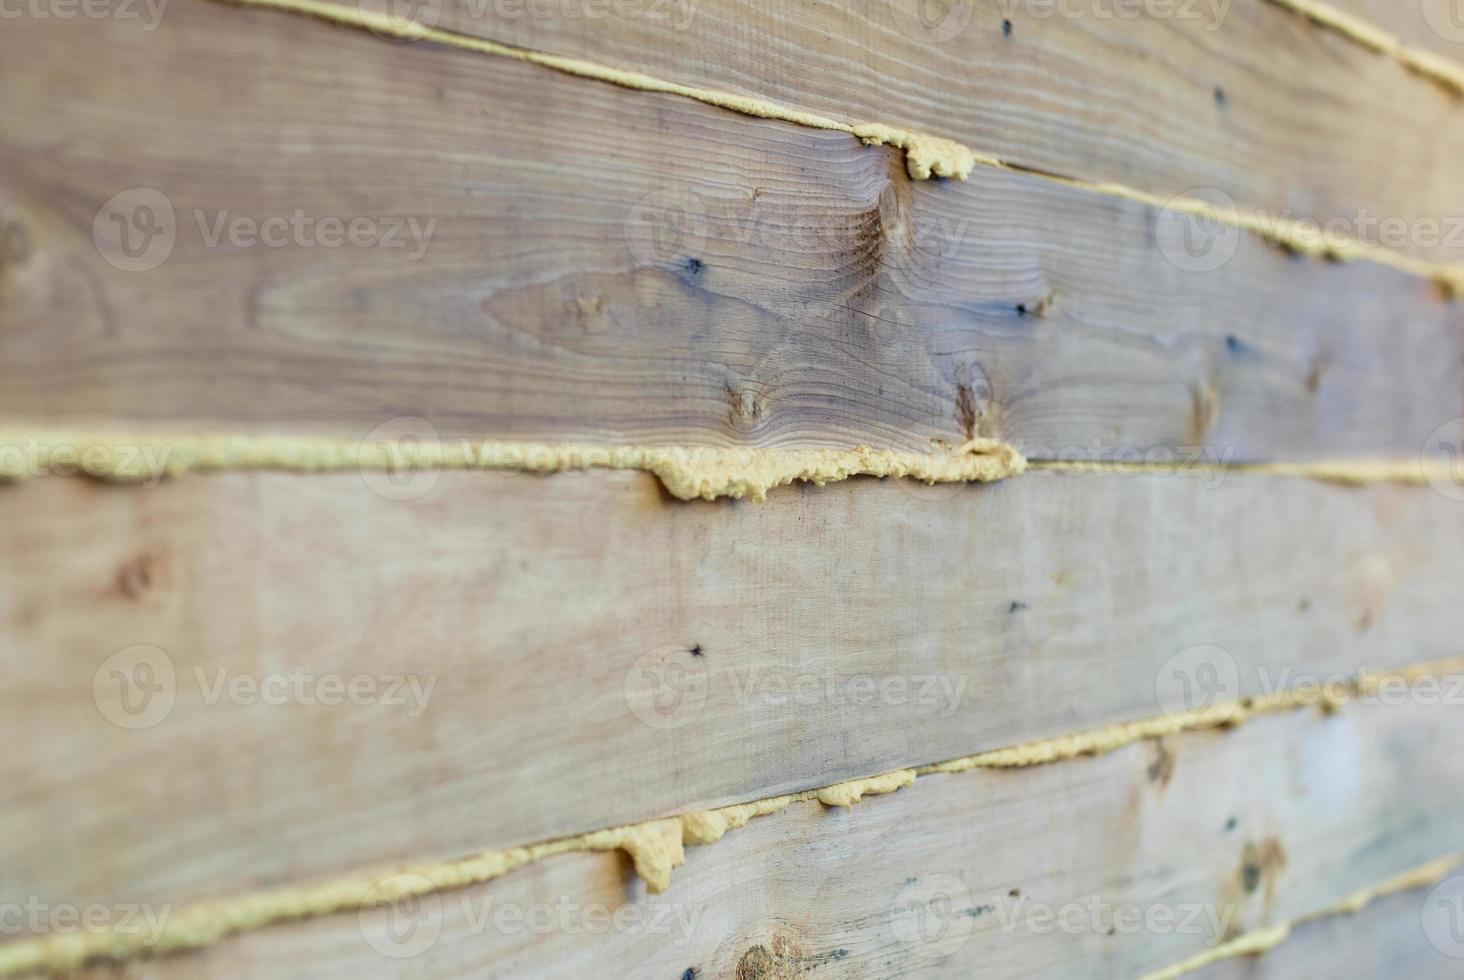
1 1 1461 459
1192 874 1464 979
289 0 1464 263
3 467 1461 911
1323 0 1464 61
48 699 1464 978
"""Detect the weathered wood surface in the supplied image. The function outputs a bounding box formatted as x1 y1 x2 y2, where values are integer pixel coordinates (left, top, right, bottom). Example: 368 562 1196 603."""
303 0 1464 263
1194 873 1464 979
3 468 1461 912
1 1 1461 459
1326 0 1464 61
55 700 1464 978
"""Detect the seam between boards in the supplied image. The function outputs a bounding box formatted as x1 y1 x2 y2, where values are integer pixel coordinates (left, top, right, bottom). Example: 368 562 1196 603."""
3 656 1460 976
2 432 1454 498
203 0 1464 295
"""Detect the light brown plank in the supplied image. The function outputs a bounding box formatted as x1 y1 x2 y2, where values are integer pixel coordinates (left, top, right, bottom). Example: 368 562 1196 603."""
1325 0 1464 61
49 699 1464 978
297 0 1464 263
1193 873 1464 979
2 467 1461 911
1 1 1460 459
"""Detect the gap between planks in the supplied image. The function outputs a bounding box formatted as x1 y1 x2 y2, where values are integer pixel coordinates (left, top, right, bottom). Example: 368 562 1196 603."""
0 431 1456 499
198 0 1464 295
1135 851 1464 980
1262 0 1464 96
3 656 1461 976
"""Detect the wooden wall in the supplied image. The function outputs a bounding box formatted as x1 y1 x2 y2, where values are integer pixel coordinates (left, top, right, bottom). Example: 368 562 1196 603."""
2 0 1463 975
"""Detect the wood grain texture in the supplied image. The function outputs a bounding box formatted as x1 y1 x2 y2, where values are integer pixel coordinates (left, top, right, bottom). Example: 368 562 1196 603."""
3 467 1461 912
50 700 1464 978
1 1 1461 459
297 0 1464 263
1192 874 1464 979
1326 0 1464 61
